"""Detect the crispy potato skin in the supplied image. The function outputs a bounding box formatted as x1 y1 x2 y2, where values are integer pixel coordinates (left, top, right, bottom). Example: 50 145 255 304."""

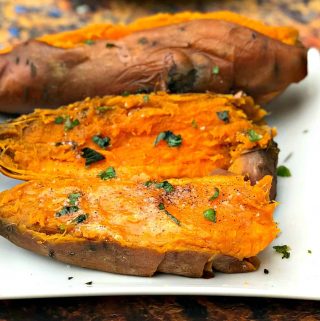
0 19 307 114
0 221 259 277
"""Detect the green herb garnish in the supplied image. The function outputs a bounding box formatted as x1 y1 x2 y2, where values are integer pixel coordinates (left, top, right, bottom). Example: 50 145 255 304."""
212 66 220 75
138 37 148 45
55 205 79 217
122 91 130 97
81 148 105 166
273 245 291 259
203 208 217 223
191 119 198 128
308 250 312 254
64 116 80 131
92 135 111 149
68 193 81 206
158 202 181 226
247 129 262 142
96 106 114 113
98 166 116 180
209 187 220 201
154 131 182 147
277 165 291 177
54 116 64 124
84 39 95 45
155 181 174 193
144 180 154 187
106 43 115 48
216 111 229 123
72 214 88 224
143 95 149 103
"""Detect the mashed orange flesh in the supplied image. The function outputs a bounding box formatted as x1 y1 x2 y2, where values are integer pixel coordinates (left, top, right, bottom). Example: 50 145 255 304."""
0 175 278 259
0 93 275 181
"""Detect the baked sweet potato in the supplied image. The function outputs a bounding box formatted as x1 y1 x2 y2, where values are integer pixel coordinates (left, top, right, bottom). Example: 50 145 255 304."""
0 93 277 194
0 175 278 277
0 11 307 114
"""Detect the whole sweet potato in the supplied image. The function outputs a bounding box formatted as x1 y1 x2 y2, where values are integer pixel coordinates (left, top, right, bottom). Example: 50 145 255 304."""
0 175 278 277
0 12 307 114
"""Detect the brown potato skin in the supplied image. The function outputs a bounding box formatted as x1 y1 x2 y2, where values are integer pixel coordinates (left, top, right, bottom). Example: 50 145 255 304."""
0 19 307 114
0 218 259 277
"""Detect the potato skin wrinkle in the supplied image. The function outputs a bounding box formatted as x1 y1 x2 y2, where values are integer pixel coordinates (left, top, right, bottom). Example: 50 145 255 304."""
0 12 307 113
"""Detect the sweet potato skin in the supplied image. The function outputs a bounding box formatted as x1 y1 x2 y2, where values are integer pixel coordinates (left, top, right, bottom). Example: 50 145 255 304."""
0 19 307 114
0 176 275 277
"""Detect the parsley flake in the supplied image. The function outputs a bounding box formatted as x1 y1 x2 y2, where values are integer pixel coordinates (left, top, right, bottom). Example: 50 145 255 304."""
64 116 80 131
55 205 79 217
98 166 116 180
54 116 64 124
143 95 149 103
72 214 88 224
212 66 220 75
158 202 181 226
96 106 113 113
203 208 217 223
191 119 198 128
216 111 230 123
68 193 81 206
273 245 291 259
81 148 105 166
155 181 174 193
154 131 182 147
92 135 111 149
247 129 262 142
84 39 95 45
277 165 291 177
209 187 220 201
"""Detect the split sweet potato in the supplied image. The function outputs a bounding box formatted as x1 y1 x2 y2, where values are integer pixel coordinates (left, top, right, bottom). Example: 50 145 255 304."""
0 93 277 195
0 175 278 277
0 12 307 114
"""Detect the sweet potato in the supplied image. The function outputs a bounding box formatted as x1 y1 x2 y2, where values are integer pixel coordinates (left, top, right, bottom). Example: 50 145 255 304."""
0 175 278 277
0 12 307 114
0 93 277 188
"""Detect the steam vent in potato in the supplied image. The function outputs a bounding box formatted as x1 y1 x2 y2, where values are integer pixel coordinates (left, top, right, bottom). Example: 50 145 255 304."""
0 11 307 113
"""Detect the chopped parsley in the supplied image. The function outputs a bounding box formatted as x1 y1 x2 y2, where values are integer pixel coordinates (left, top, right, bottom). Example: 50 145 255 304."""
212 66 220 75
144 180 154 187
277 165 291 177
55 205 79 217
203 208 217 223
191 119 198 128
122 91 130 97
155 181 174 193
158 202 181 226
143 95 149 103
98 166 116 180
106 43 115 48
54 116 64 124
216 111 230 123
154 131 182 147
96 106 114 113
68 193 81 206
84 39 95 45
64 116 80 131
308 250 312 254
81 148 105 166
92 135 111 149
247 129 262 142
72 214 88 224
209 187 220 201
138 37 148 45
273 245 291 259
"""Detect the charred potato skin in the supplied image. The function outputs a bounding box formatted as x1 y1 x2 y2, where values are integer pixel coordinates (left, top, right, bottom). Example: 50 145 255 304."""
0 218 259 277
0 19 307 114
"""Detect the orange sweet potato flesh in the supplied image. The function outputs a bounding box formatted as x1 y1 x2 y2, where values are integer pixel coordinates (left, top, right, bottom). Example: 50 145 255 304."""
0 175 278 277
0 93 276 183
0 12 307 114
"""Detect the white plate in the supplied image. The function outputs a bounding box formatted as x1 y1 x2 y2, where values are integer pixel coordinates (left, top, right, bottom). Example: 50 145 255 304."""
0 49 319 300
